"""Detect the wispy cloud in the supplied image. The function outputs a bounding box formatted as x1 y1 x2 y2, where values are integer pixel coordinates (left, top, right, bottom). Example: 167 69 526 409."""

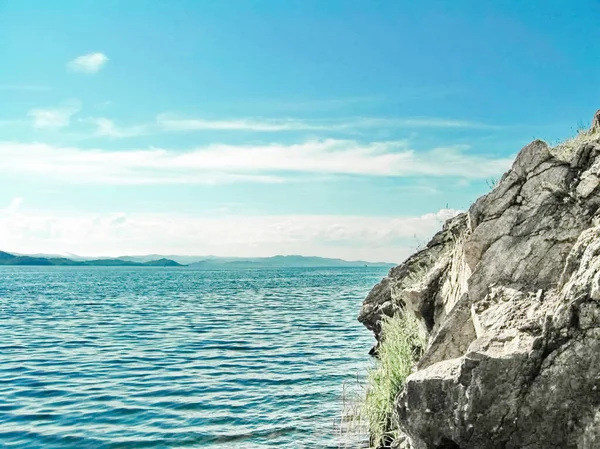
29 113 496 140
360 117 495 129
28 100 81 129
4 197 24 214
157 115 328 132
0 139 513 184
67 52 109 74
157 114 496 132
86 117 147 138
208 89 458 113
0 208 460 262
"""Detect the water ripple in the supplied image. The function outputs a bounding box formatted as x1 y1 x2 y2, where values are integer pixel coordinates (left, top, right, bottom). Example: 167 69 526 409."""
0 267 382 448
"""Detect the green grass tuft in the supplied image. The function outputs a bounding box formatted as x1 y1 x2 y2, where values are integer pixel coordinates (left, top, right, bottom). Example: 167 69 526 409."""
363 312 426 448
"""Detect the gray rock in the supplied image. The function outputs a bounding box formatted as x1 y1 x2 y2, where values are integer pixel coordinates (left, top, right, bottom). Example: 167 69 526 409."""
360 114 600 448
592 109 600 132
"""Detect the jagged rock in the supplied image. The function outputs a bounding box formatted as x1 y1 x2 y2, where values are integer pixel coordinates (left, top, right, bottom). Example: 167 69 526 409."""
360 114 600 448
359 213 469 345
592 109 600 132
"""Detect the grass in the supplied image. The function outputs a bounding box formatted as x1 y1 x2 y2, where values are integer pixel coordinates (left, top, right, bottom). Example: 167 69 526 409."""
550 119 599 162
335 377 369 449
363 312 427 448
486 177 499 190
335 312 426 448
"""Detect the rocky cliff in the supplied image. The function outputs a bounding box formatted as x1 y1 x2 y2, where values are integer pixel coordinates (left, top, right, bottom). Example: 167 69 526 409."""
359 112 600 449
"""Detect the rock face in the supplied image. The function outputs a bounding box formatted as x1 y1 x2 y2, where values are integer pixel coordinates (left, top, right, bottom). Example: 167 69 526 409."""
359 116 600 449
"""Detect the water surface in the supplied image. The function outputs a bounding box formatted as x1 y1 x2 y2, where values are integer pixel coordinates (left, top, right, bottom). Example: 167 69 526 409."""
0 267 383 448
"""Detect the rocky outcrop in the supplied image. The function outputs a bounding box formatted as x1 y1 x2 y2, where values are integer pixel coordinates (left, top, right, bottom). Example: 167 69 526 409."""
360 114 600 449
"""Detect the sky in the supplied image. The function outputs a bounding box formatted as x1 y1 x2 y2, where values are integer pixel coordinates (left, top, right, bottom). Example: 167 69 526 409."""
1 0 599 262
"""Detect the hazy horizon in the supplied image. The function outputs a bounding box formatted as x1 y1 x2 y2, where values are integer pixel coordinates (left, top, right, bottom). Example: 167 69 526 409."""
5 250 397 265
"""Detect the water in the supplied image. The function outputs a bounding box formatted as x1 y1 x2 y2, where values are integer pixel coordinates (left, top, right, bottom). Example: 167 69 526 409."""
0 266 384 448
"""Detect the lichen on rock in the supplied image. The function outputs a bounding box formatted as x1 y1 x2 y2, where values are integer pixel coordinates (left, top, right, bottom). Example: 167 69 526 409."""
359 111 600 449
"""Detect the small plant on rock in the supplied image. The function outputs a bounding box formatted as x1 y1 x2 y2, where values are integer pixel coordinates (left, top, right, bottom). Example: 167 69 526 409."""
364 311 426 448
486 177 499 190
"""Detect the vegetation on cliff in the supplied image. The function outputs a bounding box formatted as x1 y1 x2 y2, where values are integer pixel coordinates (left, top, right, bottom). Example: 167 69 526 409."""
364 312 425 448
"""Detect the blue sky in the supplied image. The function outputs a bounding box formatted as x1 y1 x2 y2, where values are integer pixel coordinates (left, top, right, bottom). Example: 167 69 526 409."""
1 0 599 261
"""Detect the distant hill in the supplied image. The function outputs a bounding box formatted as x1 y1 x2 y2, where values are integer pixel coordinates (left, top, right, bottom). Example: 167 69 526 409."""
187 255 395 269
141 258 183 267
1 251 394 269
10 252 90 261
0 251 184 267
116 254 395 268
117 254 212 264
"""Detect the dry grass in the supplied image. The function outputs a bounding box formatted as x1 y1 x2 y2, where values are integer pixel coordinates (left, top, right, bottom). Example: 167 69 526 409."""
335 377 369 448
362 312 426 448
551 121 600 162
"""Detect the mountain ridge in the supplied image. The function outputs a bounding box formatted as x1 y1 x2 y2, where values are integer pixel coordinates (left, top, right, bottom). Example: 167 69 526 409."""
1 252 395 268
125 254 395 268
0 252 183 267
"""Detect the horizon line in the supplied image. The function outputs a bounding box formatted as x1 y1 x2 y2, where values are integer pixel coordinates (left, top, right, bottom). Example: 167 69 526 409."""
3 250 397 265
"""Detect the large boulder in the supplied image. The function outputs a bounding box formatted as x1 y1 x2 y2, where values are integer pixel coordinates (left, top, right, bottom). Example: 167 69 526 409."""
360 116 600 448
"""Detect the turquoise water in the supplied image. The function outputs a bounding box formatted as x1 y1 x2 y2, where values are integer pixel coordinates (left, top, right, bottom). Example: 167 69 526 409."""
0 267 383 448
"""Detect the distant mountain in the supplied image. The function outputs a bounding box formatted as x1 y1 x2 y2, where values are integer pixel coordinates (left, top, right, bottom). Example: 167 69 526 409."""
2 251 394 269
117 255 210 264
0 251 184 267
140 258 183 267
117 254 394 268
0 251 15 262
11 252 89 261
0 251 54 266
187 255 395 269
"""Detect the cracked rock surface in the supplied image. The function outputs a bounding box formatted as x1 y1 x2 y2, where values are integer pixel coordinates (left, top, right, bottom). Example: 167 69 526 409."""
359 116 600 449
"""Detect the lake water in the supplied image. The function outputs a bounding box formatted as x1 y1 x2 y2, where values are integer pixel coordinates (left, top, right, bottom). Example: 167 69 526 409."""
0 266 384 448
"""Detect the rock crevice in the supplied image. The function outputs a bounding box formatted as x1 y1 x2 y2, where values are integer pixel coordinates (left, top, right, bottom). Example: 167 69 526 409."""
359 114 600 449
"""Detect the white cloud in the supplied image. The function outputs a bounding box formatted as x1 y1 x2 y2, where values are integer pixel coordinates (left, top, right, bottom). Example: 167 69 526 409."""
87 117 147 138
364 117 495 129
67 52 109 74
0 209 460 262
5 197 23 214
157 114 496 132
69 114 490 139
0 139 513 184
157 115 329 132
28 100 81 129
52 113 495 140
